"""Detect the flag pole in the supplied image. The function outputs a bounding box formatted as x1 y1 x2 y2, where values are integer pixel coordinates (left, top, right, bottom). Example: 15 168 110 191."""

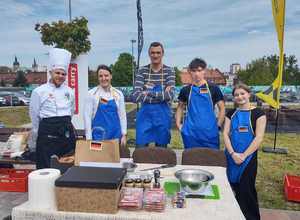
262 108 288 154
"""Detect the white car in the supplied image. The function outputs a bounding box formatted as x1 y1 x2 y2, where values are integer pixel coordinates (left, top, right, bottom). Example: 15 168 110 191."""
0 96 7 106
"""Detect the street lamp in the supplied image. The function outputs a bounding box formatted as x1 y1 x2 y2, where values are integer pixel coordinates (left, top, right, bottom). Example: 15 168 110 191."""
131 39 136 86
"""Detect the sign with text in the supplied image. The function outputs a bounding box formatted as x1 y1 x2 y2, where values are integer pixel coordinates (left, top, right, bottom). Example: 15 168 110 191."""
68 63 79 114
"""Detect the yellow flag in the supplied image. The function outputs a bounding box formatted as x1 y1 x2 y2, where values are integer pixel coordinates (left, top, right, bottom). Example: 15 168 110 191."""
256 0 285 109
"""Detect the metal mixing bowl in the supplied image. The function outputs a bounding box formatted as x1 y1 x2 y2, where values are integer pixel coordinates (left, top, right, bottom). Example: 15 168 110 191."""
175 169 214 193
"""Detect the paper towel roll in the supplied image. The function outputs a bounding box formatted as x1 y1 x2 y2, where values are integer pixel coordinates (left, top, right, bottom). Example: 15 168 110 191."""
28 168 61 210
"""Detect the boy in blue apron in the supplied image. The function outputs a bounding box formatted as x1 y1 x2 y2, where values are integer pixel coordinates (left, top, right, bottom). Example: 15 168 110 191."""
84 65 127 146
176 58 225 149
131 42 175 147
223 83 266 220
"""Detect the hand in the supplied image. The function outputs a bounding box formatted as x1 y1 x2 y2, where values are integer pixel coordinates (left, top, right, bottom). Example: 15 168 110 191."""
232 152 244 165
145 82 155 90
165 86 172 92
120 135 127 147
177 124 182 131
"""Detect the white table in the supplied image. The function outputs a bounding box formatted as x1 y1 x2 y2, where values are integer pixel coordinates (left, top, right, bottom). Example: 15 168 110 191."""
12 164 245 220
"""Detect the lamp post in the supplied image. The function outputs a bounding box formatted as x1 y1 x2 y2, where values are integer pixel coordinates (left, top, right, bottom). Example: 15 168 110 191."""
131 39 136 86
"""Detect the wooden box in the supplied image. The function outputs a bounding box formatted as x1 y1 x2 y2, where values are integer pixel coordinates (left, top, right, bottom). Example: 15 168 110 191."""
55 166 126 213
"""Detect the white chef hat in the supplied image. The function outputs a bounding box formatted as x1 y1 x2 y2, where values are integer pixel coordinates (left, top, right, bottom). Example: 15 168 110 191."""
49 48 72 72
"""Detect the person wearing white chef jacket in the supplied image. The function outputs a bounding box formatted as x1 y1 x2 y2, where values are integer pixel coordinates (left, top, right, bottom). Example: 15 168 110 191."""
29 48 76 169
83 64 127 146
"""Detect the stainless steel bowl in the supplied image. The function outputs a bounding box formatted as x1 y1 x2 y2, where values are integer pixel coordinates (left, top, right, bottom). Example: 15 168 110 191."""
175 169 214 193
122 162 137 172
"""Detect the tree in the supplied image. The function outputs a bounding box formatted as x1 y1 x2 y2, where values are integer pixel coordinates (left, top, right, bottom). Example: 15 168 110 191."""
0 80 5 87
237 54 300 85
88 69 98 87
111 53 135 87
35 17 91 58
13 71 28 87
174 67 182 86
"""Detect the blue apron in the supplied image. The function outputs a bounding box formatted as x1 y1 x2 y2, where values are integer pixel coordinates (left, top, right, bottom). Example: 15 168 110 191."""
92 98 122 141
136 85 171 146
225 110 255 183
181 84 219 149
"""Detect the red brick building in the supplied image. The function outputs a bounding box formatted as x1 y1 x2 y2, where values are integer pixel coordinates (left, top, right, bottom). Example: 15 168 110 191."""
180 68 226 85
25 72 47 85
0 71 47 85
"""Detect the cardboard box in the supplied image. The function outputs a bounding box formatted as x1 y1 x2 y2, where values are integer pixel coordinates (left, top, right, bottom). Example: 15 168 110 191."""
55 166 126 213
74 139 120 165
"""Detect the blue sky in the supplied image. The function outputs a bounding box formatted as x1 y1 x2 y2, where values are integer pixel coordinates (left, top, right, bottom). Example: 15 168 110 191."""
0 0 299 72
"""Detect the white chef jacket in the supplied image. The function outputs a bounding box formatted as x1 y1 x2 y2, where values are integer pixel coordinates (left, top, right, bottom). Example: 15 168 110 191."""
83 86 127 140
29 82 75 136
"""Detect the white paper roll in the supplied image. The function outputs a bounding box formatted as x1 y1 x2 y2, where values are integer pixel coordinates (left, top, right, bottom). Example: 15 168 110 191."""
28 168 61 210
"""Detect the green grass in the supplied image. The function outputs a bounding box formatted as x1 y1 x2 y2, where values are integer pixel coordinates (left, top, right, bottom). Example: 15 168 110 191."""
1 105 300 211
0 106 30 127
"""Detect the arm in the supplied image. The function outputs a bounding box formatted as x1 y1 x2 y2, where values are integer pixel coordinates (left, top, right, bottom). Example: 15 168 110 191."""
131 69 150 103
176 101 185 130
216 100 225 128
223 117 244 165
29 90 41 136
118 93 127 147
83 94 94 140
155 69 175 102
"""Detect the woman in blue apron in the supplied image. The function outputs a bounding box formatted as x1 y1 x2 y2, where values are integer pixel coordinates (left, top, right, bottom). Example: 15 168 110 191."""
223 83 266 220
176 58 225 149
84 65 127 145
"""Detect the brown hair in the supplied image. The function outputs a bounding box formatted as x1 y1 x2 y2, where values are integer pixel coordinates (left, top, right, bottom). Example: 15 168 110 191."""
148 42 164 54
232 83 251 96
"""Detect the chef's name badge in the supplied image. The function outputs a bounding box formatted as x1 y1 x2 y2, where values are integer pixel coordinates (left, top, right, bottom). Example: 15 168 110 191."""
238 126 249 132
90 141 103 151
100 98 108 104
199 88 208 94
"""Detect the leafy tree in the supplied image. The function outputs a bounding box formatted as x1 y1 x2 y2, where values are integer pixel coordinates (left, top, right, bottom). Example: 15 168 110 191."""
111 53 135 87
0 80 5 87
35 17 91 58
88 68 98 87
237 54 300 85
174 67 182 86
13 71 28 87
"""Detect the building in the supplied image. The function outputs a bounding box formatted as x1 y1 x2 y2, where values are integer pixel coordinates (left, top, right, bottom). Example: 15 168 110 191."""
180 68 226 85
32 58 38 72
13 56 20 72
230 63 241 74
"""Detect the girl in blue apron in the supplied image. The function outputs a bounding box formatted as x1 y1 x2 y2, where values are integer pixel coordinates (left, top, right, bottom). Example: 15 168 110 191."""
180 81 219 149
92 96 122 141
223 83 266 220
136 65 172 147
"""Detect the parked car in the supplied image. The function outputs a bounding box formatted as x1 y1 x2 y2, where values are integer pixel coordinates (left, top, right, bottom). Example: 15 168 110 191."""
0 96 7 106
0 122 4 128
17 96 30 106
4 95 22 106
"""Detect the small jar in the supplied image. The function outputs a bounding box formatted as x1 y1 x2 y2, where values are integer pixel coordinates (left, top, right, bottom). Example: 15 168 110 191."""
134 178 143 188
124 178 134 187
143 178 152 189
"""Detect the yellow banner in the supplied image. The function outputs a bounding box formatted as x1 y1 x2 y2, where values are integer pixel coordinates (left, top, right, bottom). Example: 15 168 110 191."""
256 0 285 109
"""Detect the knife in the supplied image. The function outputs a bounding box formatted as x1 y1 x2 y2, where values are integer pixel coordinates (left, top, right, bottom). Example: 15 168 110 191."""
139 164 176 171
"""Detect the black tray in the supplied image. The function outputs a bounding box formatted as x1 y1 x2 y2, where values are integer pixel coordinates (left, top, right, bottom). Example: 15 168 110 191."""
55 166 127 189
